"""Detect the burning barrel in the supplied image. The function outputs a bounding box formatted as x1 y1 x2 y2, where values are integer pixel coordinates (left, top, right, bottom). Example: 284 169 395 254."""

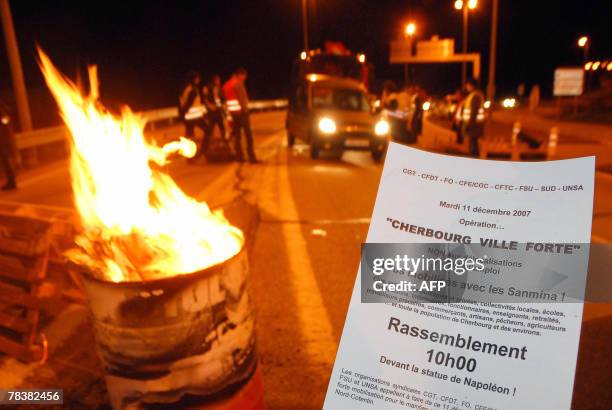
37 50 265 409
76 247 263 409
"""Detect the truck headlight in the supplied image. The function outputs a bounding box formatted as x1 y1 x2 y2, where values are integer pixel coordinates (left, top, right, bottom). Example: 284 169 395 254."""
374 120 390 136
318 117 336 134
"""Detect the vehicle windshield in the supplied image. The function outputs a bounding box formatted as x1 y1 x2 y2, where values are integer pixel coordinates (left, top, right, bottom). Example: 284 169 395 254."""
311 87 370 112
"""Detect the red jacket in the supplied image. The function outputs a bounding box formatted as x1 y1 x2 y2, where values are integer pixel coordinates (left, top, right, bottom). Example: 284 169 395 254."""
222 77 249 113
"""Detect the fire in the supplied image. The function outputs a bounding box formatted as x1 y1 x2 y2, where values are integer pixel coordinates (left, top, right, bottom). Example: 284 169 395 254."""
38 49 244 282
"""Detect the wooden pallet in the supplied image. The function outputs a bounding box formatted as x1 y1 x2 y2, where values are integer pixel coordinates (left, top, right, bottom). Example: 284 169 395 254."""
0 213 53 362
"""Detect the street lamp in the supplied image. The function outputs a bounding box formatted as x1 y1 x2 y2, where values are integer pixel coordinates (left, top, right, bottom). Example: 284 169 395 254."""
454 0 478 85
577 35 589 62
405 22 416 37
404 22 416 84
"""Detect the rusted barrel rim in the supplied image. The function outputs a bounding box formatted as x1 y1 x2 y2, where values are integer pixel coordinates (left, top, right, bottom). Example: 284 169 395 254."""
70 244 246 289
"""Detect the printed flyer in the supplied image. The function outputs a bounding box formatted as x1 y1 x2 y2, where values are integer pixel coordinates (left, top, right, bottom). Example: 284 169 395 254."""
324 143 595 410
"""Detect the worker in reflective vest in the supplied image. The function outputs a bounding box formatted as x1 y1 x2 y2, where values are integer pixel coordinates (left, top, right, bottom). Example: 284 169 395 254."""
179 71 208 155
203 74 226 141
460 78 485 157
223 67 258 163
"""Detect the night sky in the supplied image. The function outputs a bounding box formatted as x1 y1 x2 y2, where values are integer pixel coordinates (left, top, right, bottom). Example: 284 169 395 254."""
0 0 609 126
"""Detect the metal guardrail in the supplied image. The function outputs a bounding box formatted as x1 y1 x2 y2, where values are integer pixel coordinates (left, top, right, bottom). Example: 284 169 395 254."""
14 99 288 150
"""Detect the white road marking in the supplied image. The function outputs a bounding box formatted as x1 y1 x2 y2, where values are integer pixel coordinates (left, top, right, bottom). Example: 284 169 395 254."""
257 144 336 370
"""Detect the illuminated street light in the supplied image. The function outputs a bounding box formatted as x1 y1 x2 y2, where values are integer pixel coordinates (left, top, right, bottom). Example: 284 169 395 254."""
300 51 307 60
584 61 592 71
468 0 478 9
402 22 417 84
454 0 463 10
608 64 612 71
405 22 416 37
357 53 366 63
593 61 600 70
577 36 588 48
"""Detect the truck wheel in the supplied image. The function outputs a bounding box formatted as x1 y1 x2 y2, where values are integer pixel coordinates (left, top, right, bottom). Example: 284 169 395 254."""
371 149 383 162
310 143 320 159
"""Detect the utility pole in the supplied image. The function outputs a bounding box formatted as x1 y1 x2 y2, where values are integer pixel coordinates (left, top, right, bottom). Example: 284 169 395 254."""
461 5 468 85
0 0 32 132
486 0 498 123
301 0 309 52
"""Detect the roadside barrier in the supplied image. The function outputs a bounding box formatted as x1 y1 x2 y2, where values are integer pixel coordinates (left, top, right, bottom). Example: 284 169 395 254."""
14 99 288 151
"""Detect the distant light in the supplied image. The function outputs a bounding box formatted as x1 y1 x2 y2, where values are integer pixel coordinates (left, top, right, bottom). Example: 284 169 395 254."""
593 61 601 70
405 22 416 37
358 53 366 63
484 100 491 109
454 0 463 10
373 99 381 108
467 0 478 9
308 74 318 81
422 101 431 111
584 61 592 71
502 98 516 109
608 64 612 72
577 36 588 48
300 51 307 60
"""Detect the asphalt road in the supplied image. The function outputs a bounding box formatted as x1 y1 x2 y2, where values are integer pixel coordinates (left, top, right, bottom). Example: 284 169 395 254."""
0 111 610 409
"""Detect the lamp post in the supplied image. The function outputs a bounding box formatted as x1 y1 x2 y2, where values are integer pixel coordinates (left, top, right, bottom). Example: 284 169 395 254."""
0 0 32 133
486 0 498 123
577 36 589 62
404 22 416 84
301 0 309 52
578 35 590 93
454 0 477 85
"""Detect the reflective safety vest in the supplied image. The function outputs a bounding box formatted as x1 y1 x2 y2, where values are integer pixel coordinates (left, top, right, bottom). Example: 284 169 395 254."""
459 90 485 122
180 84 207 120
184 105 207 120
226 99 241 112
223 79 242 112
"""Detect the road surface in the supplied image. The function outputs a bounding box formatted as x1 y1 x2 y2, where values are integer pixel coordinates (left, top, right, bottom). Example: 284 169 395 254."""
0 111 610 409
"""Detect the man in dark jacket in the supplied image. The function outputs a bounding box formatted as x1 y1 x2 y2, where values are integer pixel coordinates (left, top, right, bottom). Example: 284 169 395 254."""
461 78 485 157
179 71 208 155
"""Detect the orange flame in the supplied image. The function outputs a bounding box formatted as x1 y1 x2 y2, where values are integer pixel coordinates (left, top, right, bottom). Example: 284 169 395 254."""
38 49 244 282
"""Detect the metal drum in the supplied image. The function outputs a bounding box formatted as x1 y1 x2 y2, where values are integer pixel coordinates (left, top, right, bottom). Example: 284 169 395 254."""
77 247 263 409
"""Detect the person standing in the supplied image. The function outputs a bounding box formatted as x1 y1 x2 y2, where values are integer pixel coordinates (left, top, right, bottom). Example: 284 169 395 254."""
460 79 485 157
0 100 16 190
179 71 208 155
223 68 258 163
382 81 408 143
203 74 226 141
408 86 424 143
